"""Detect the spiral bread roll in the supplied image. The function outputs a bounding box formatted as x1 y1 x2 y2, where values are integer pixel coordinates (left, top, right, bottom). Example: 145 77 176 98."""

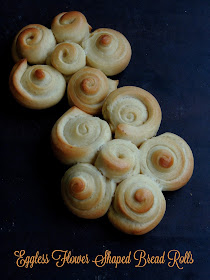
46 41 86 77
95 139 140 183
82 28 132 76
61 163 116 219
9 59 66 109
51 106 112 165
12 24 56 64
108 174 166 235
102 86 162 146
51 11 91 43
139 133 194 191
67 67 119 114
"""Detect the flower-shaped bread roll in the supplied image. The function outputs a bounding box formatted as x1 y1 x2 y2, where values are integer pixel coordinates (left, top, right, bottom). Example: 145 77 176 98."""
61 163 116 219
51 11 91 43
51 107 112 165
12 24 56 64
95 139 140 183
108 175 166 235
102 86 162 146
139 133 194 191
67 67 118 114
46 41 86 78
82 28 131 76
9 59 66 109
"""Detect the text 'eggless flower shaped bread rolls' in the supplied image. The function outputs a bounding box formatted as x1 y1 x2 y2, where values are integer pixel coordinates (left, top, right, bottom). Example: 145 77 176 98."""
108 174 166 235
139 133 194 191
46 41 86 77
82 28 132 76
61 163 116 219
51 107 112 165
95 139 140 183
9 59 66 109
12 24 56 64
67 67 119 114
102 86 162 146
51 11 91 43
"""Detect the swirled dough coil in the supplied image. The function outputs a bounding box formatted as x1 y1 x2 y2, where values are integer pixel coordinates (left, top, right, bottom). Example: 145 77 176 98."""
62 163 116 219
67 67 118 114
95 139 140 183
51 11 91 43
82 28 131 76
51 106 112 165
108 174 166 235
139 133 194 191
46 41 86 76
102 86 162 146
9 59 66 109
12 24 56 64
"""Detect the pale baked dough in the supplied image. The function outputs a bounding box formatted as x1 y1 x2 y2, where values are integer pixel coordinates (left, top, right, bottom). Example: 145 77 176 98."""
82 28 131 76
9 59 66 109
102 86 162 146
51 106 112 165
51 11 91 43
108 174 166 235
12 24 56 64
67 67 118 114
95 139 140 183
46 41 86 77
61 163 116 219
139 132 194 191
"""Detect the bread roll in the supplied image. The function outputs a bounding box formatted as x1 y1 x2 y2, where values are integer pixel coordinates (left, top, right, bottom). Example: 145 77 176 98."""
108 174 166 235
9 59 66 109
46 41 86 77
139 133 194 191
82 28 131 76
51 11 91 43
95 139 140 183
51 106 112 165
61 163 116 219
67 67 118 114
102 86 162 146
12 24 56 64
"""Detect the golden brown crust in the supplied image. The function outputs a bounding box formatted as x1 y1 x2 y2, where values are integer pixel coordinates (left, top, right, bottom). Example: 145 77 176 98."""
102 86 162 146
139 132 194 191
61 163 116 219
95 139 141 183
108 175 166 235
82 28 132 76
67 67 118 114
12 24 56 64
51 106 112 165
9 59 66 109
51 11 91 43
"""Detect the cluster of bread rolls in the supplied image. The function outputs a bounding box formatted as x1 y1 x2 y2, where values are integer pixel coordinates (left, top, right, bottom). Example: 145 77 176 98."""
9 11 130 109
9 11 194 235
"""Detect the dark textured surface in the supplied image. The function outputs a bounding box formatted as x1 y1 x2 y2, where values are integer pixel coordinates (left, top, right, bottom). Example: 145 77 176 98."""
1 0 210 279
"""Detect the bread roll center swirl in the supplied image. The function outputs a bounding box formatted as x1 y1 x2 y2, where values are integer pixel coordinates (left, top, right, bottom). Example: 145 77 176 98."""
17 27 43 47
54 44 77 64
81 76 100 94
29 68 52 87
151 149 174 169
69 177 85 194
34 69 45 80
117 100 148 126
76 123 89 135
98 34 112 46
125 188 154 214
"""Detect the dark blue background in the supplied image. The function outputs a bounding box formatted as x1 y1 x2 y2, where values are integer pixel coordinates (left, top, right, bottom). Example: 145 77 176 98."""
0 0 209 279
